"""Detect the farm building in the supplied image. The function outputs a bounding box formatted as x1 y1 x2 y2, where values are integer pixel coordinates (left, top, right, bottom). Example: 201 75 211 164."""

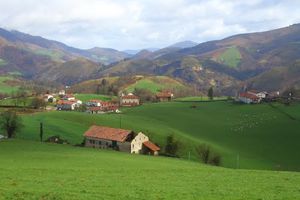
84 126 160 155
156 91 174 102
131 132 160 155
248 90 268 99
238 92 260 104
58 90 66 97
56 99 82 110
44 94 56 103
63 94 76 101
86 99 102 107
84 125 134 152
120 93 140 106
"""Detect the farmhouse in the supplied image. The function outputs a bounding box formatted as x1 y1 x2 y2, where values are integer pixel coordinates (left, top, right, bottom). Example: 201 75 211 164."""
56 99 82 110
120 93 140 106
248 90 268 99
238 92 260 104
86 99 102 107
84 126 160 155
84 125 134 152
156 91 174 102
63 94 75 101
44 94 56 103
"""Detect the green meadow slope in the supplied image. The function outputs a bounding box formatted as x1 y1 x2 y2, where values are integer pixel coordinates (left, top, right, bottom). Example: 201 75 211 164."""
19 101 300 171
0 140 299 200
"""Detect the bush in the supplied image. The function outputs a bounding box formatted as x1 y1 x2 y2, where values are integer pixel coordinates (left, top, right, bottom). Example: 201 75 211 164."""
164 135 180 157
196 143 221 166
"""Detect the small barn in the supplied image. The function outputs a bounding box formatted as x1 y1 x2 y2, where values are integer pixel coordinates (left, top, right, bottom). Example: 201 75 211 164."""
142 141 160 156
156 91 174 102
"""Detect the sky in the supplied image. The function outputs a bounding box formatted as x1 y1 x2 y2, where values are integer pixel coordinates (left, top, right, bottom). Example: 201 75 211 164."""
0 0 300 50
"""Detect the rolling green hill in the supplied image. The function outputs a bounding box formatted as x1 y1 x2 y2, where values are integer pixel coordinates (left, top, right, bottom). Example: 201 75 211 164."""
71 75 190 95
0 75 21 94
0 140 299 200
18 101 300 171
124 76 187 93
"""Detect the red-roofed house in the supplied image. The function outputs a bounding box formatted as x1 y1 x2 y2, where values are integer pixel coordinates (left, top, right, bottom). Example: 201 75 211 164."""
156 91 174 102
84 126 160 155
56 99 82 110
84 125 134 152
120 93 140 106
238 92 260 104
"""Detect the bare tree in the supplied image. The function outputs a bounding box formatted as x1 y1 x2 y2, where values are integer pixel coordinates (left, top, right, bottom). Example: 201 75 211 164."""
0 110 23 138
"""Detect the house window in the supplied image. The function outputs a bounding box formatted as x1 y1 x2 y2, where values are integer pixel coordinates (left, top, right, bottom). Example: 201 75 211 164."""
99 141 102 145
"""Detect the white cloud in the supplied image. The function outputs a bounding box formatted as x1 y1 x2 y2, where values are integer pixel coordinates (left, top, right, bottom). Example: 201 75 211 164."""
0 0 299 50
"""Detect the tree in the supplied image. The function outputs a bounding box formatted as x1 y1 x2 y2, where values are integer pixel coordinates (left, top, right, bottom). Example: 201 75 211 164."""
31 97 46 109
208 87 214 100
164 135 179 157
196 143 221 166
133 88 155 103
0 110 23 138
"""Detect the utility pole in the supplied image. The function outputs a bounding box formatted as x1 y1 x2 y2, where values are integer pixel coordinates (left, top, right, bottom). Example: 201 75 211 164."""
188 151 191 161
40 122 43 142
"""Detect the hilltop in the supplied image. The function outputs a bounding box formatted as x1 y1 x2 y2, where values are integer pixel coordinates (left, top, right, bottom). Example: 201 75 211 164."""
71 75 191 95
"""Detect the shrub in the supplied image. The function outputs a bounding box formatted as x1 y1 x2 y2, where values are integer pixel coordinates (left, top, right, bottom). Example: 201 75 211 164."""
196 143 221 166
164 135 180 157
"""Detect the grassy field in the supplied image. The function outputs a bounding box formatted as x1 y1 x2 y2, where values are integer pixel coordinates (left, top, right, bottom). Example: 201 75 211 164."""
74 94 114 102
18 101 300 171
175 96 228 101
216 46 241 68
0 76 20 94
125 76 186 93
0 139 299 200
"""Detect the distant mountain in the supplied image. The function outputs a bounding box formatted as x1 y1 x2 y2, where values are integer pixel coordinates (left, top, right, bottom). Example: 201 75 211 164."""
1 24 300 94
167 40 198 48
100 24 300 94
123 48 159 55
0 28 130 65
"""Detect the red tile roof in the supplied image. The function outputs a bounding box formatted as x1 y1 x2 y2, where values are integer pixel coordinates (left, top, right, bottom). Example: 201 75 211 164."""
156 92 173 98
122 94 139 99
143 141 160 151
57 100 76 105
239 92 259 100
84 125 132 142
89 99 102 103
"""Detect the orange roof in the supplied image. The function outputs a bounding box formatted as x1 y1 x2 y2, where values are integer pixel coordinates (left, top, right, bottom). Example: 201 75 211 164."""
122 94 139 99
89 99 102 103
57 100 76 105
84 125 132 142
239 92 259 100
156 92 173 98
143 141 160 151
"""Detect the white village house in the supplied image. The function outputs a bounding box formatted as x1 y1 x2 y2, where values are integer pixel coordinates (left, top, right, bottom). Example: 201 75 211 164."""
120 93 140 107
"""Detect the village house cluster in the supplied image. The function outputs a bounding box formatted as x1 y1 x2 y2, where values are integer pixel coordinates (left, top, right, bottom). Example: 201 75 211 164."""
43 88 175 113
237 90 280 104
84 125 160 155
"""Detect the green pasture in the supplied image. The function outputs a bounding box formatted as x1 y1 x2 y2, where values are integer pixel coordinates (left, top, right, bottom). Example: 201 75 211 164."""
18 101 300 171
0 140 299 200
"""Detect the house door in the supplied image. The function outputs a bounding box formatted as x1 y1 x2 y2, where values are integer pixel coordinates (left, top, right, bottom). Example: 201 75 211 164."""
112 140 117 148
